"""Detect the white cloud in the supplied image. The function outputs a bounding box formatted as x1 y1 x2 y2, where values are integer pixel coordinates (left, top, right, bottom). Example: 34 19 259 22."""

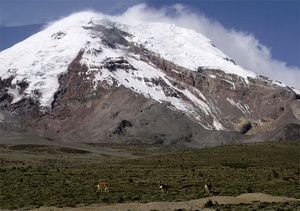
107 3 300 91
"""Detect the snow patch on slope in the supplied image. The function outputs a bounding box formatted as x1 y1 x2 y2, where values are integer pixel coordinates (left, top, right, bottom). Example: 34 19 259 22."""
117 22 257 82
227 98 251 115
0 12 103 107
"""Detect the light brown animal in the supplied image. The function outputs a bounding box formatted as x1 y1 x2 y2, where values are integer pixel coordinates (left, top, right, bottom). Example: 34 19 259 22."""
96 182 109 192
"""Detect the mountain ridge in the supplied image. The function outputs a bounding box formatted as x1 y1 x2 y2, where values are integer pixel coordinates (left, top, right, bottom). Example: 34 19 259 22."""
0 12 299 146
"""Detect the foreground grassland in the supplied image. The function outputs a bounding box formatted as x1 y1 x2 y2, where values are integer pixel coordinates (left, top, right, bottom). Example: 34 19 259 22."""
0 136 299 210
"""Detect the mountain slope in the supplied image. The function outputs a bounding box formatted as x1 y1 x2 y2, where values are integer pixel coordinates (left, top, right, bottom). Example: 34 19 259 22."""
0 23 44 51
0 12 299 145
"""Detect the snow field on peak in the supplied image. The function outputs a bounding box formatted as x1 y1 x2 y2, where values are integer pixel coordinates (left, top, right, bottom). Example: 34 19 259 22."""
0 12 103 107
0 12 256 109
0 12 258 130
117 22 257 82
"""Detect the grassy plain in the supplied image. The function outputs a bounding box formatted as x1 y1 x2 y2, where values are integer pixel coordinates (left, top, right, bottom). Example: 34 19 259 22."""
0 136 299 210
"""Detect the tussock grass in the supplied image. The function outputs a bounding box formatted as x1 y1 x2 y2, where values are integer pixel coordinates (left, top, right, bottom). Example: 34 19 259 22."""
0 140 299 210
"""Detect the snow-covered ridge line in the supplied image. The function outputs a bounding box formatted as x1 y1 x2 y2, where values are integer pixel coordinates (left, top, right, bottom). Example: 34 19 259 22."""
0 13 99 107
0 11 292 114
116 22 257 82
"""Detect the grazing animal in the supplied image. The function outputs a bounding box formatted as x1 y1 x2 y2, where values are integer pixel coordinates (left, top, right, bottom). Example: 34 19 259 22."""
96 182 109 192
204 178 212 195
159 181 170 194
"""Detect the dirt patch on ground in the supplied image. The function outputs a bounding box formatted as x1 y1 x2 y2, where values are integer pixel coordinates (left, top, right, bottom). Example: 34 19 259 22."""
32 193 300 211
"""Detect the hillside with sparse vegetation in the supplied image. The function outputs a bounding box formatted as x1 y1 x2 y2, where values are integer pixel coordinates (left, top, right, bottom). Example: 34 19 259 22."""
0 136 299 210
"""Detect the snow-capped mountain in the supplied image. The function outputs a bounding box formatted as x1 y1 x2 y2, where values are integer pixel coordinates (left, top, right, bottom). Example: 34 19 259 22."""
0 12 299 146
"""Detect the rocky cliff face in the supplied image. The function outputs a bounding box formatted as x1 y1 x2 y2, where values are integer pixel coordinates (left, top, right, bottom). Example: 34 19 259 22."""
0 12 299 146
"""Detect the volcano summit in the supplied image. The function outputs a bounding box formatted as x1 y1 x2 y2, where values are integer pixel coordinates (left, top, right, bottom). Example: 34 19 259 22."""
0 12 299 146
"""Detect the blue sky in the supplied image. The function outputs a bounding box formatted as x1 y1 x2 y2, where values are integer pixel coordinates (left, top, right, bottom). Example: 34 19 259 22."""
0 0 299 89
